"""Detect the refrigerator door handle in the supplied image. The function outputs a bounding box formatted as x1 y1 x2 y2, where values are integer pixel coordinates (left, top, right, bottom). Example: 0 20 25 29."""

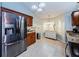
5 41 21 46
5 42 17 46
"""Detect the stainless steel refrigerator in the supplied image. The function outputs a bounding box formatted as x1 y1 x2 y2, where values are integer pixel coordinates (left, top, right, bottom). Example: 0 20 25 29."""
0 11 27 57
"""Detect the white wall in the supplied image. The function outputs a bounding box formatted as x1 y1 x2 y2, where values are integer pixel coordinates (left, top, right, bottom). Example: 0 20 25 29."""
53 14 65 42
52 14 65 42
64 12 73 31
76 3 79 9
33 17 44 38
0 2 1 7
64 3 77 31
33 14 65 42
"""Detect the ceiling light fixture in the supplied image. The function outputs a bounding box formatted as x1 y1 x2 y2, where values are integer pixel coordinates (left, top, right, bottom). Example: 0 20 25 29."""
37 8 43 11
32 5 38 10
39 3 46 8
31 2 46 12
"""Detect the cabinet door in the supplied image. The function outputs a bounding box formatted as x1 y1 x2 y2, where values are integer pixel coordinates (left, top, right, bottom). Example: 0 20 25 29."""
26 33 32 46
72 11 79 26
27 16 33 26
30 32 36 44
25 32 36 47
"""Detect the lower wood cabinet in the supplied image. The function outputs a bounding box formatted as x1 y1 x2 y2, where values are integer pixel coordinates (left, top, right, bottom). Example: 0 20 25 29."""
25 32 36 47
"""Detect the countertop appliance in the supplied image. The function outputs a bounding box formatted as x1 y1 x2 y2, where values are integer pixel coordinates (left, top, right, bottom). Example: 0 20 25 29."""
73 26 79 33
0 11 27 57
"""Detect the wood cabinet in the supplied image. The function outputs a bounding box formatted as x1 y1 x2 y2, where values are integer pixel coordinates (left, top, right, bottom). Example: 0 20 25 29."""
1 7 33 27
25 32 36 47
1 7 28 17
72 11 79 26
26 16 33 27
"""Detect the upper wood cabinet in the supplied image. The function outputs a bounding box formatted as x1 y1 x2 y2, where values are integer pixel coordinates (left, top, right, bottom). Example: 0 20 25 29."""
26 16 33 27
1 7 33 27
72 11 79 26
1 7 27 16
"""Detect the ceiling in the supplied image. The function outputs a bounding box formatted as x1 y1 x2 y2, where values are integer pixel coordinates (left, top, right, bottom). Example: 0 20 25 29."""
23 2 77 19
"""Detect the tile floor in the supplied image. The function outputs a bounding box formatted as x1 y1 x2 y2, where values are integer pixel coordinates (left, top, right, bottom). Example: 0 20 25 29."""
18 38 66 57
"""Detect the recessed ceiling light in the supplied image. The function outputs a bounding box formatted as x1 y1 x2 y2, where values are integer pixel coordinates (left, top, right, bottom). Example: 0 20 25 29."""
39 3 46 8
37 8 43 12
32 5 38 10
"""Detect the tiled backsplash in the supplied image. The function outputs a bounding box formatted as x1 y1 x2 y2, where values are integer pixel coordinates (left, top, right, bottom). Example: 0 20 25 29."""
27 26 36 32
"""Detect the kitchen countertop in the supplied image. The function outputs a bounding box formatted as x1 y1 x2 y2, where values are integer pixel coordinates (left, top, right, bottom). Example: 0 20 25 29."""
66 31 79 38
66 31 79 43
27 31 35 33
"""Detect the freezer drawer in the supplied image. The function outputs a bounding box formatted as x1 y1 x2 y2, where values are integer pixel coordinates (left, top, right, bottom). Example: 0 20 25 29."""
2 40 26 57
